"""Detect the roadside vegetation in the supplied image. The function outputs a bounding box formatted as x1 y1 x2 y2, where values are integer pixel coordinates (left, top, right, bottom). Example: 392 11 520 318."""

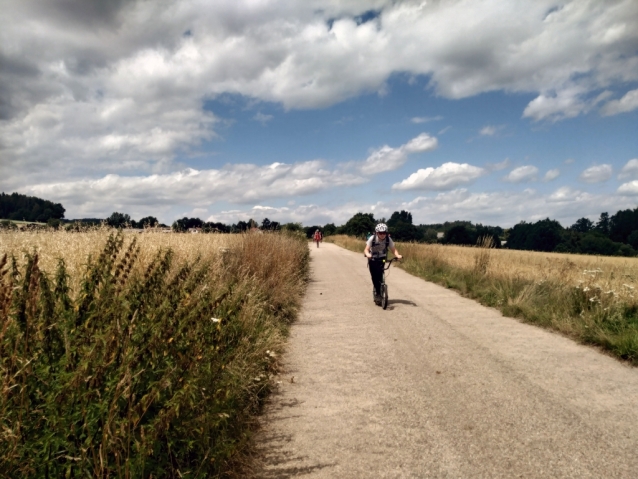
0 228 309 478
327 235 638 365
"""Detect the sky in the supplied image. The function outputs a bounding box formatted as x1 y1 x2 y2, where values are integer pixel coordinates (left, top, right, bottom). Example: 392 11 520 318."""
1 0 637 228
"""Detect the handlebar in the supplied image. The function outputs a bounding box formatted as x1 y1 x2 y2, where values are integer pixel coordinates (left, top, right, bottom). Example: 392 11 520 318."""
365 256 401 269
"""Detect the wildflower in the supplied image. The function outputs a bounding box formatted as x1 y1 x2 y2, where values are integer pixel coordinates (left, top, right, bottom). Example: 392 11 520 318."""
211 318 221 323
583 287 590 292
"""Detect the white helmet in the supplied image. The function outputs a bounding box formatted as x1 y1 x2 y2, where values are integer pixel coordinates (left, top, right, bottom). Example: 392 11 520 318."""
375 223 388 233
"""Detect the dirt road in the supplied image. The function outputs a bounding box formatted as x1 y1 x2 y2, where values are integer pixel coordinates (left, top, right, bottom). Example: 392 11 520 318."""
252 243 638 478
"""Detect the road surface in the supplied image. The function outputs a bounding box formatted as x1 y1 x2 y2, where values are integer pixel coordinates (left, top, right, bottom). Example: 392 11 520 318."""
251 243 638 478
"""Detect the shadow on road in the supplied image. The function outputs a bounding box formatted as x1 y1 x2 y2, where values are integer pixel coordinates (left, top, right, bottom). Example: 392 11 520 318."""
386 299 417 310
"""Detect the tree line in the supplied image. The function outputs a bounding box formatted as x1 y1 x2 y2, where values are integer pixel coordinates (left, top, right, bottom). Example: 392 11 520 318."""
3 191 638 257
506 211 638 257
0 192 65 223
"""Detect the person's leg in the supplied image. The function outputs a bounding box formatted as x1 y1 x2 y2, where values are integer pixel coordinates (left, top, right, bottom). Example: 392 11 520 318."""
368 260 383 297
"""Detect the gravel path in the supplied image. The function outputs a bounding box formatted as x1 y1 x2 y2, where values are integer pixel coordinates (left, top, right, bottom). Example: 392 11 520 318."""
252 243 638 478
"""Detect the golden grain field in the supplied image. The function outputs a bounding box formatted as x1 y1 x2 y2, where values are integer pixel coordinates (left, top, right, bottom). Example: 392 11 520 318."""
0 228 237 296
0 228 309 477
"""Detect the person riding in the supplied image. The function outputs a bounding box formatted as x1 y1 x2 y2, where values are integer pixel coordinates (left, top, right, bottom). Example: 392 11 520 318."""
364 223 402 304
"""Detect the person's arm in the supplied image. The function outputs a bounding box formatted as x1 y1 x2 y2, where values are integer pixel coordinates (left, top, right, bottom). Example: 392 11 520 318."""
389 239 402 259
364 241 372 258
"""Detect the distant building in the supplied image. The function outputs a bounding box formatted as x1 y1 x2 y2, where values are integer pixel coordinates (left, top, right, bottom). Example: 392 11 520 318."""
437 232 445 239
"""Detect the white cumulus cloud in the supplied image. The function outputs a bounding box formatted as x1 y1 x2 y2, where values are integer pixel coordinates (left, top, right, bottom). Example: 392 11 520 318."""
618 181 638 196
601 89 638 116
411 116 443 123
392 162 486 191
479 125 504 136
579 164 612 183
2 0 638 193
503 165 538 183
357 132 438 174
544 169 560 181
618 158 638 180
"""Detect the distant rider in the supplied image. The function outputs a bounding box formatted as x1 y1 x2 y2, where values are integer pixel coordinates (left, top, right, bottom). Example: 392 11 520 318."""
313 229 323 248
364 223 402 304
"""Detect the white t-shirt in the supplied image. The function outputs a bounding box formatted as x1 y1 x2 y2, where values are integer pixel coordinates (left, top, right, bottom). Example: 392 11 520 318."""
366 234 395 258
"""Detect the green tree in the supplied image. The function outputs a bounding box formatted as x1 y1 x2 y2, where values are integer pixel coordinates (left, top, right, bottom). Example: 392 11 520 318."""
341 212 376 238
137 216 159 228
609 208 638 243
172 217 203 232
570 217 594 233
443 225 475 245
323 223 337 236
106 212 131 228
0 192 65 222
387 210 421 242
595 212 611 236
281 222 303 232
506 219 564 252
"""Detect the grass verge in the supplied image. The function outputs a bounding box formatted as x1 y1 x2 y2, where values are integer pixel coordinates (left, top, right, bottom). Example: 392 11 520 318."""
327 235 638 365
0 230 309 478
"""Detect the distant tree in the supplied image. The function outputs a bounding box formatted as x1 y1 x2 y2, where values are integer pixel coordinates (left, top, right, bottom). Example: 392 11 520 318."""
443 225 475 245
261 218 272 230
628 230 638 249
422 228 438 243
234 221 249 232
323 223 337 236
475 225 501 248
281 222 303 232
579 232 628 256
172 217 203 232
106 212 131 228
594 212 611 236
387 210 421 242
341 212 376 238
202 221 230 233
609 208 638 243
570 217 594 233
506 219 564 252
137 216 159 228
0 192 65 222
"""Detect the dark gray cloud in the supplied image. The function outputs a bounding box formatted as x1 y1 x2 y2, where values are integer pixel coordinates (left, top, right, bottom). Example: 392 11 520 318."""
27 0 136 28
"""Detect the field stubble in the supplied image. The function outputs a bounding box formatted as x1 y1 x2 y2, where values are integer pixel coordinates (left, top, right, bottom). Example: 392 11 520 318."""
328 235 638 364
0 228 309 478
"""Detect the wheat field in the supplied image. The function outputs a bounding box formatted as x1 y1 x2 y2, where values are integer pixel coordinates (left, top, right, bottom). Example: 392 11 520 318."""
0 228 309 477
0 228 238 296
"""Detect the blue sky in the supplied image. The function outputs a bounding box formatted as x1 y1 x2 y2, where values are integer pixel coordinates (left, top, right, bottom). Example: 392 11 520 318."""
1 0 637 227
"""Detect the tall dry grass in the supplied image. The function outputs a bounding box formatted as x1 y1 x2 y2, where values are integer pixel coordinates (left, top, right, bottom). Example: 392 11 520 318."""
0 228 309 478
327 235 638 364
